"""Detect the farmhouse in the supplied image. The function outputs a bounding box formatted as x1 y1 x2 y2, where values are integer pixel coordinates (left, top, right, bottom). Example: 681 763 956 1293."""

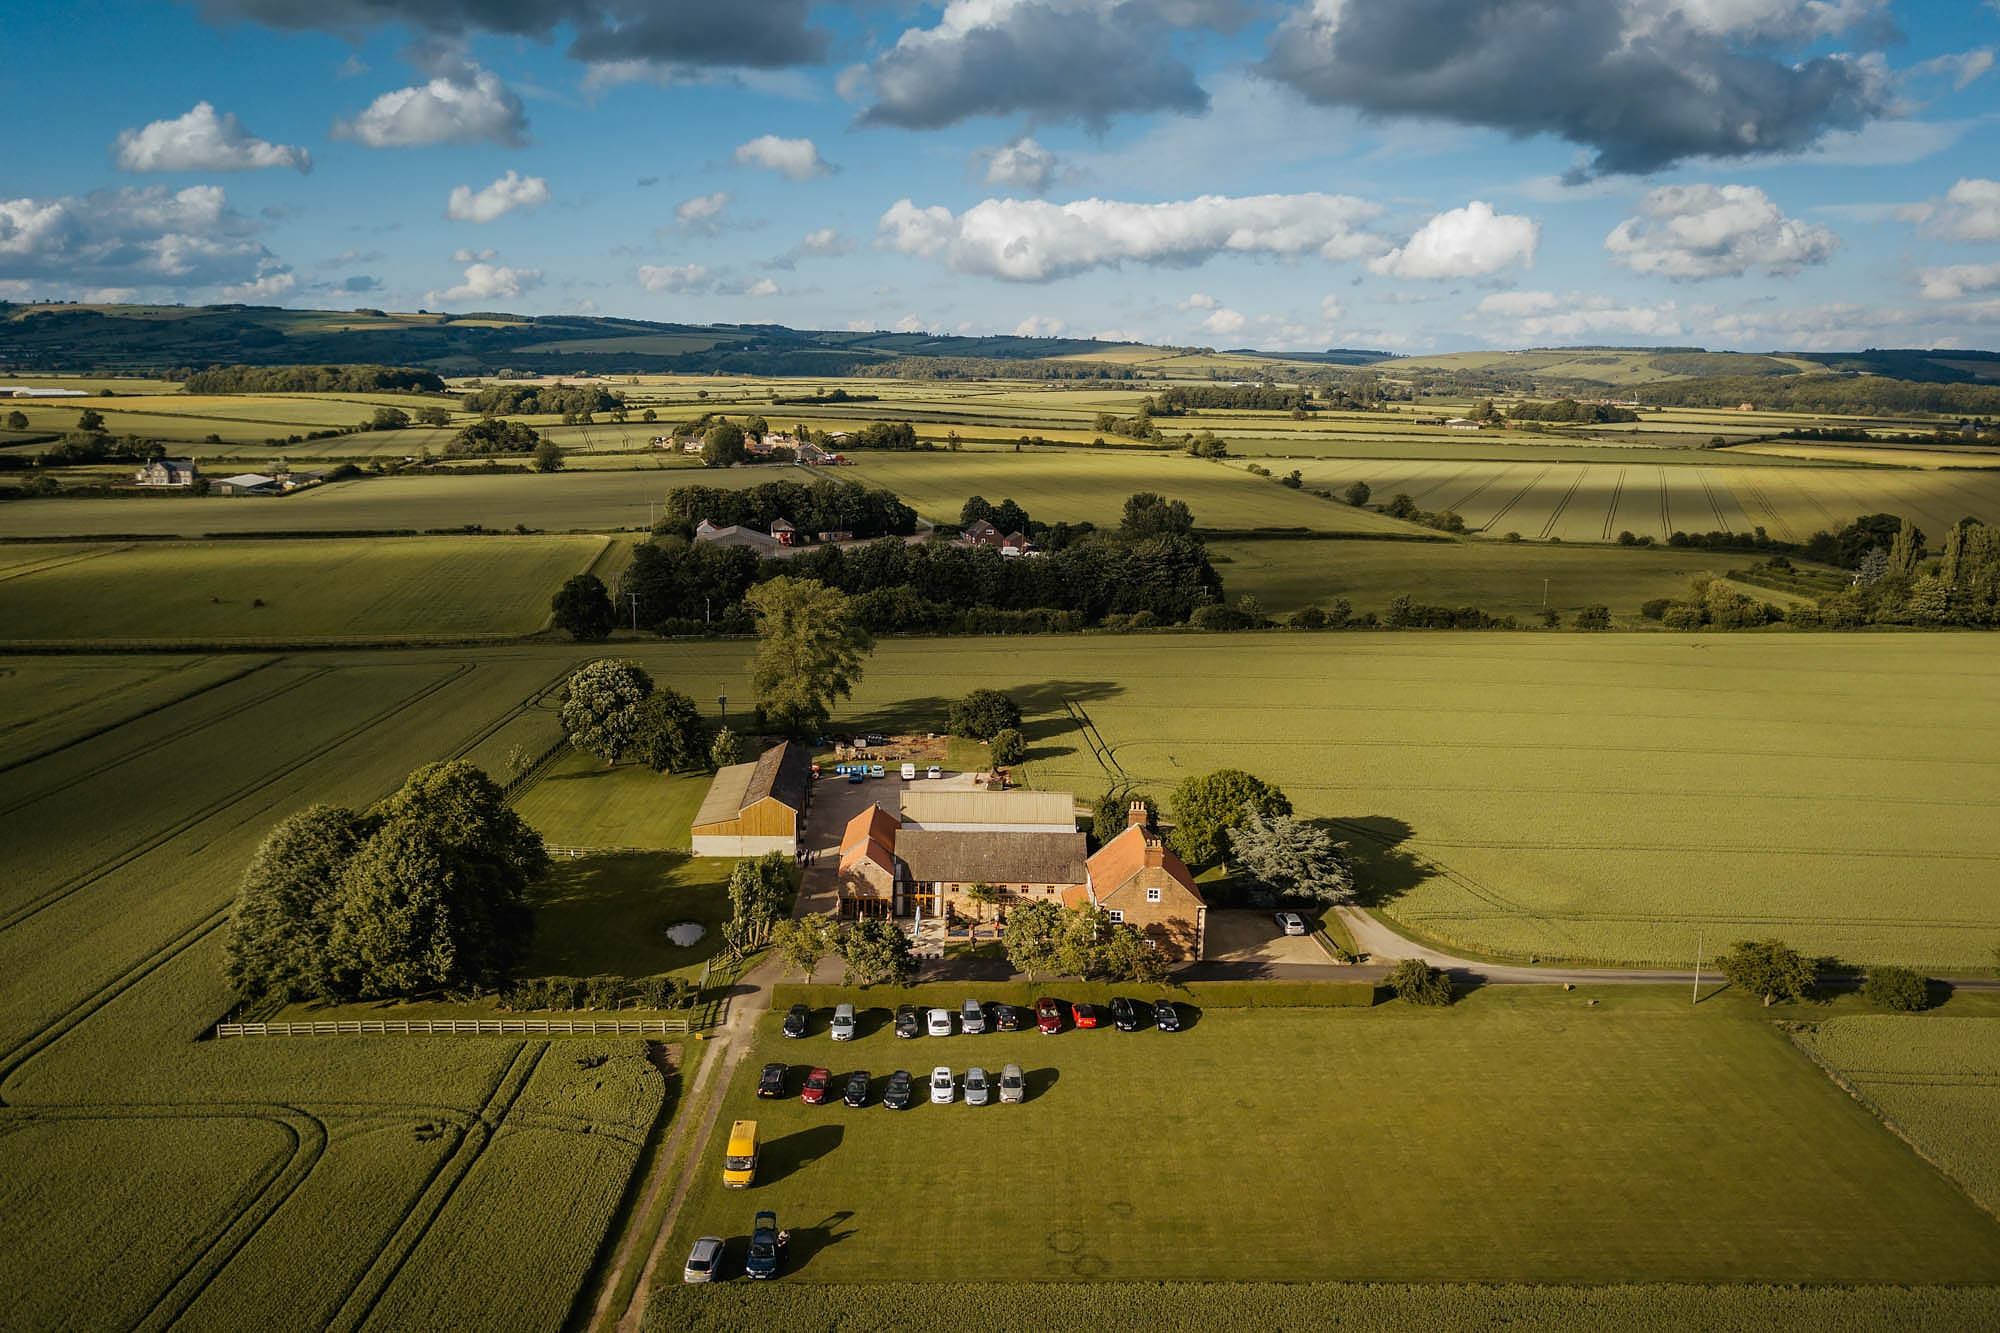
958 518 1004 549
1444 417 1482 431
135 458 200 488
899 826 1090 921
1064 803 1209 960
836 804 901 917
690 741 810 857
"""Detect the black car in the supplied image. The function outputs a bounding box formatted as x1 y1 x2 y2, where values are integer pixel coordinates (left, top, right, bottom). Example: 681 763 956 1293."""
756 1061 787 1098
882 1069 914 1110
894 1004 921 1039
992 1003 1023 1032
745 1210 781 1280
1153 998 1181 1032
843 1070 871 1107
1109 996 1142 1032
782 1003 809 1038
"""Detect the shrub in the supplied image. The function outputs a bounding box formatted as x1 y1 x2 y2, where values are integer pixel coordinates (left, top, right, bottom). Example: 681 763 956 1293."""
1290 605 1329 630
1639 597 1672 621
1385 958 1454 1006
1661 602 1706 631
1862 965 1931 1012
1573 605 1611 630
989 727 1025 767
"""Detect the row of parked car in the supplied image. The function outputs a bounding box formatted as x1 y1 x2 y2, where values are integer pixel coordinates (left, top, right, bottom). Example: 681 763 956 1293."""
758 1061 1027 1108
782 996 1183 1039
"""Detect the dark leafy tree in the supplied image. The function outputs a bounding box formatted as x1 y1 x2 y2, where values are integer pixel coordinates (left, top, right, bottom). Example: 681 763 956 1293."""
702 421 747 467
1862 965 1931 1012
551 573 615 642
948 689 1022 740
1167 769 1292 867
223 804 364 999
1719 938 1820 1006
630 687 708 773
838 915 919 987
559 659 654 764
988 727 1025 767
1121 491 1195 539
1385 958 1454 1005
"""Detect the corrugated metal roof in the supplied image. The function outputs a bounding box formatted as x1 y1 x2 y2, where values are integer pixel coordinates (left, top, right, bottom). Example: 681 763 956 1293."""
898 789 1077 829
691 741 808 829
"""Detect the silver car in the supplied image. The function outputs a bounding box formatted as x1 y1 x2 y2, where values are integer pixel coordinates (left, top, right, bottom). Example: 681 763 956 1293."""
998 1062 1025 1104
683 1235 724 1284
964 1066 991 1106
930 1065 955 1104
927 1007 953 1037
830 1002 856 1041
960 998 987 1034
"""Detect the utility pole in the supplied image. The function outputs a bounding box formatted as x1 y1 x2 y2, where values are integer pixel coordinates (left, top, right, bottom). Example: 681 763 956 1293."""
718 694 727 726
1542 578 1550 607
627 592 640 632
1692 930 1703 1005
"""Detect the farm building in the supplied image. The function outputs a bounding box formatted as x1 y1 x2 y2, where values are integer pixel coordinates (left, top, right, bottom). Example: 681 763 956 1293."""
213 473 283 496
1064 803 1208 961
690 741 810 857
135 459 200 488
897 827 1090 922
837 804 901 917
898 789 1077 833
693 519 782 555
958 519 1004 549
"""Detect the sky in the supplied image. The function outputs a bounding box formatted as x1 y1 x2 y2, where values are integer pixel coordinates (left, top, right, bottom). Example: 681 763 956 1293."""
3 0 2000 353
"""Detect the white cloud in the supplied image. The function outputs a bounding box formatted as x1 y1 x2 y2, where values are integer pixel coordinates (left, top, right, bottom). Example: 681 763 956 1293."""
1473 290 1685 340
675 191 731 233
1917 261 2000 301
218 265 299 302
425 261 540 306
0 184 272 291
638 263 713 293
732 134 831 181
798 228 851 257
1912 178 2000 242
1604 183 1837 278
983 137 1059 194
114 102 310 174
877 191 1384 282
452 247 497 263
1319 293 1345 323
1909 48 1995 91
743 276 779 297
894 313 929 333
1369 201 1539 279
1180 292 1221 310
445 170 550 223
1200 307 1247 335
1014 315 1067 336
334 67 527 148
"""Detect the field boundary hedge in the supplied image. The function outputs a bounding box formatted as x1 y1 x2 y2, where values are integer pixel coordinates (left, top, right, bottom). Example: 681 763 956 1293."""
766 979 1378 1009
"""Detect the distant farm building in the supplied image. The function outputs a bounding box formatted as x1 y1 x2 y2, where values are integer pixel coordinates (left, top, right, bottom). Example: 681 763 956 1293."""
214 473 283 496
690 741 810 857
897 789 1077 833
1444 417 1481 431
135 459 200 488
693 519 783 555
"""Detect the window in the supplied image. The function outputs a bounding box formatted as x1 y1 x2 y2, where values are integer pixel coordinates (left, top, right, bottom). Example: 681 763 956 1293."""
1145 888 1162 903
1108 910 1125 924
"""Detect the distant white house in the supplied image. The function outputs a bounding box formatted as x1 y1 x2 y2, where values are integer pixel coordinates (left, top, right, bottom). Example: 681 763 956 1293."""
0 385 87 398
135 459 200 488
1444 417 1482 431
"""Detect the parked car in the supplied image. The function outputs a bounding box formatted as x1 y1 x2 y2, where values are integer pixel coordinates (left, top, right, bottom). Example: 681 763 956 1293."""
901 762 917 780
847 771 864 784
999 1063 1026 1104
883 1069 914 1110
894 1004 921 1038
1109 996 1142 1031
1035 997 1064 1035
1071 1002 1100 1030
868 763 887 779
964 1066 991 1106
782 1003 809 1038
745 1211 781 1280
992 1003 1023 1032
1153 998 1181 1032
756 1062 787 1098
830 1003 856 1041
843 1070 871 1107
683 1235 724 1284
960 999 987 1034
800 1067 832 1105
927 764 942 779
865 733 888 745
927 1007 953 1037
930 1066 955 1104
1275 911 1307 936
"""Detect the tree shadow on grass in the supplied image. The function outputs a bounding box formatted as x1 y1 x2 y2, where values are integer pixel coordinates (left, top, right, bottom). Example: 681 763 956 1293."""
836 679 1124 754
759 1123 844 1187
1316 815 1428 908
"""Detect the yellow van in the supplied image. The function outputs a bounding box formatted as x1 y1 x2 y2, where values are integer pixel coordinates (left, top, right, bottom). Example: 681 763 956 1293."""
723 1119 759 1188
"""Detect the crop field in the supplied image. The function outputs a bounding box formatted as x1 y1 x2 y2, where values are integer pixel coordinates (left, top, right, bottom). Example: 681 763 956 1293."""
0 643 688 1329
1276 457 2000 542
665 988 2000 1286
1208 537 1743 618
1797 1016 2000 1215
0 535 607 643
0 654 276 768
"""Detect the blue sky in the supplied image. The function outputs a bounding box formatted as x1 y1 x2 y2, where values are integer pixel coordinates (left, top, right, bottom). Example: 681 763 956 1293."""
4 0 1999 352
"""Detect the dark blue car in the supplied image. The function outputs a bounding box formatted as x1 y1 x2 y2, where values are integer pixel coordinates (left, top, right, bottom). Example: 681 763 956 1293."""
745 1209 781 1279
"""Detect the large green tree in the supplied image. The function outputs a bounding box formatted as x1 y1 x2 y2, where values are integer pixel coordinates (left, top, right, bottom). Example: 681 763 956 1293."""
773 912 840 982
559 659 654 764
1120 491 1194 539
1231 811 1354 905
838 916 919 987
1167 769 1293 868
1001 898 1065 982
745 576 873 735
1720 938 1819 1006
551 572 615 642
223 804 364 999
702 420 746 467
630 687 708 773
947 688 1022 740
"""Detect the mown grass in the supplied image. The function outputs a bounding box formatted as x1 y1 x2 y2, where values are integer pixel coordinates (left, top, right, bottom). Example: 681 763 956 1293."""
663 988 2000 1286
513 749 710 850
0 535 605 643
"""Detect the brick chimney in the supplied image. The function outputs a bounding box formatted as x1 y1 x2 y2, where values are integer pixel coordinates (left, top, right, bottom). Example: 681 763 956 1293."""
1142 835 1166 868
1127 800 1149 830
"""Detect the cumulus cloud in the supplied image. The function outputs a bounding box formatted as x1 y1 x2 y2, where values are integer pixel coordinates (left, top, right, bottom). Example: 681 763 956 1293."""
732 134 831 181
425 260 539 306
1261 0 1891 177
743 277 779 297
114 102 310 173
1200 307 1247 335
1014 315 1067 336
982 138 1059 194
675 191 731 233
0 184 274 291
1319 293 1344 323
877 191 1384 282
1910 178 2000 242
1917 262 2000 301
446 170 551 223
1605 183 1837 278
1473 289 1685 339
1369 201 1538 279
451 246 496 262
769 227 855 269
859 0 1250 130
334 66 526 148
638 262 712 293
200 1 827 70
1180 292 1221 310
219 264 299 302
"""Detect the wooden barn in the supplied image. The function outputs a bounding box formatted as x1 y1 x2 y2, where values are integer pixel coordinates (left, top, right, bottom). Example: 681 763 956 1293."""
690 741 810 857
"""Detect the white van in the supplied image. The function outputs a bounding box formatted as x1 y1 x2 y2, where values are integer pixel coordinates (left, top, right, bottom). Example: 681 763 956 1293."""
900 762 917 780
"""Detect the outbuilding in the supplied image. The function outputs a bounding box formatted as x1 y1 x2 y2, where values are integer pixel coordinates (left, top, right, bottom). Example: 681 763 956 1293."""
690 741 810 857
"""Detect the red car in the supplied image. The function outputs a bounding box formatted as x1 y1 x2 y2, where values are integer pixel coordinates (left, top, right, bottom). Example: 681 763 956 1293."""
1071 1002 1101 1030
800 1067 832 1105
1035 997 1064 1035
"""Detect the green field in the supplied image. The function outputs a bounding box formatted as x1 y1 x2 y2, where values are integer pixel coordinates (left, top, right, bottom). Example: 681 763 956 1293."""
665 988 2000 1285
1798 1016 2000 1215
514 748 710 850
0 535 607 643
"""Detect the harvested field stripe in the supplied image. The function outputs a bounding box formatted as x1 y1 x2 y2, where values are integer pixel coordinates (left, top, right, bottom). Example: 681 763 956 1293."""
0 544 129 585
1440 468 1506 514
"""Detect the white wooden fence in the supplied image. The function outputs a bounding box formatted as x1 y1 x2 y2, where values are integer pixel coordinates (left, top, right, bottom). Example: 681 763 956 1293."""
214 1016 692 1039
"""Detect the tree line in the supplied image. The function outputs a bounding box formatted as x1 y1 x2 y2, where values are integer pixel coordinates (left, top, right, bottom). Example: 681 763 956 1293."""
1506 398 1639 423
660 478 918 539
181 364 447 393
461 383 623 417
1641 374 2000 416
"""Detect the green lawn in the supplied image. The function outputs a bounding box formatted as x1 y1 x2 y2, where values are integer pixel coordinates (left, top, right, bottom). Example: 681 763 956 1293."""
514 748 710 850
665 988 2000 1285
526 851 736 982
